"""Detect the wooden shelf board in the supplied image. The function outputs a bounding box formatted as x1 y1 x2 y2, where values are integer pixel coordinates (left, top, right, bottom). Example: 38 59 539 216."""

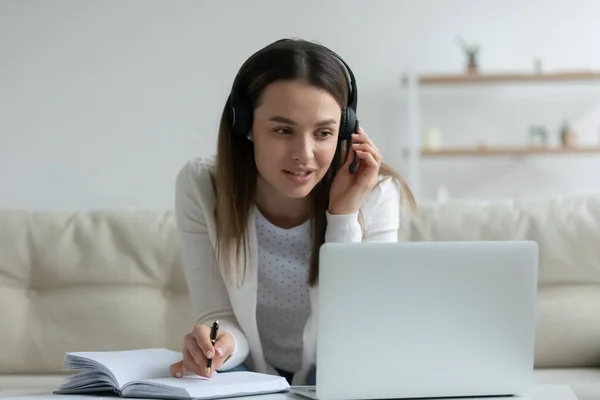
421 146 600 157
419 71 600 85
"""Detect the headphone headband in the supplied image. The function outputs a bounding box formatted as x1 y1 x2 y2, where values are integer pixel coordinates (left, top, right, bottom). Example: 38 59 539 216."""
226 39 358 141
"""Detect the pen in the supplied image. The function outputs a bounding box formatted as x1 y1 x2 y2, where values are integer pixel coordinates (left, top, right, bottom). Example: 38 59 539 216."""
206 320 219 374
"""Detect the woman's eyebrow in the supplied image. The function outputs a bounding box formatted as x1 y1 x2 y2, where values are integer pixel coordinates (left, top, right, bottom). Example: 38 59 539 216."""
269 116 337 126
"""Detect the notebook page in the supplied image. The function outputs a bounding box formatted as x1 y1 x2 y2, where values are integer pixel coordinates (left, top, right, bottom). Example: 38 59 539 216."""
67 348 183 389
137 372 290 399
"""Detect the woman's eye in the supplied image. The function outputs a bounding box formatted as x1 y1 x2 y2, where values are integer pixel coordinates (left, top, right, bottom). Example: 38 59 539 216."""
275 128 292 135
317 131 333 139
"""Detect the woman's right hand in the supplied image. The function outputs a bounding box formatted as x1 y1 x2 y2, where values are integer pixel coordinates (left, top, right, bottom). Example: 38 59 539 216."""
170 324 235 378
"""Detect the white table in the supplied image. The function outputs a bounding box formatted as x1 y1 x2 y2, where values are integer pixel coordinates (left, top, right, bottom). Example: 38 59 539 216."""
0 384 578 400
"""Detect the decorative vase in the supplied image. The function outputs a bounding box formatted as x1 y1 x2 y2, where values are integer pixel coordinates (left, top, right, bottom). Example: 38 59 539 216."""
423 127 442 150
560 122 578 148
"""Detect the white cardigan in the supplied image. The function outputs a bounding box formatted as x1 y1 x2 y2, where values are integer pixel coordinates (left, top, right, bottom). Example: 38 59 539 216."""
174 155 402 386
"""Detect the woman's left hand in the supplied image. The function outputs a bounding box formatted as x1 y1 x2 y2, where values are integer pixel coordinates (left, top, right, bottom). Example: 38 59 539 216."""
328 127 381 215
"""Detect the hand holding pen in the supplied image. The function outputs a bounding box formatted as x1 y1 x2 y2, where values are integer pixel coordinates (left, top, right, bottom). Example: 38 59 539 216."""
170 319 235 378
206 320 219 374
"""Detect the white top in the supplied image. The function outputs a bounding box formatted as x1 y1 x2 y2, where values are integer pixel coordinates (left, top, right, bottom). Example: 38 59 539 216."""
174 155 403 386
255 209 312 373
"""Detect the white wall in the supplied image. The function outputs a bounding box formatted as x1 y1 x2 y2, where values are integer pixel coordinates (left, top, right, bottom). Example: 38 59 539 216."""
1 0 599 209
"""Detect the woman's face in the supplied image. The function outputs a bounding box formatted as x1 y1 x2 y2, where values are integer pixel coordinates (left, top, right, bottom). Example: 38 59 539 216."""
250 80 341 200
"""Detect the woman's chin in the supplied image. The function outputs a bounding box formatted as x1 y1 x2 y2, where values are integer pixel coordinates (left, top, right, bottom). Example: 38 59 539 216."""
279 185 315 199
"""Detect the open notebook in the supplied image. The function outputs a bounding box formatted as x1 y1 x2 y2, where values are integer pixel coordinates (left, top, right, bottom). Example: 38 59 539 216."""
54 348 290 399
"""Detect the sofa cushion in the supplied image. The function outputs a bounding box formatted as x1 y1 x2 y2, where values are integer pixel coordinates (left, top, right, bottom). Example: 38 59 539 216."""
535 286 600 368
0 210 194 375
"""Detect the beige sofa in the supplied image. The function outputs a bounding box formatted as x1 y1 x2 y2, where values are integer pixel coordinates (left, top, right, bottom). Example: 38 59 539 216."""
1 194 599 399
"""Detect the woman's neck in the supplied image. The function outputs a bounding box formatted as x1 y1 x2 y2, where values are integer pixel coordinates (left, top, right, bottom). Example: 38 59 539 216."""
255 177 311 229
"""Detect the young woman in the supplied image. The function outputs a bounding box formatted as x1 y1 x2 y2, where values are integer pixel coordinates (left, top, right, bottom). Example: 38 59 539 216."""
169 38 416 386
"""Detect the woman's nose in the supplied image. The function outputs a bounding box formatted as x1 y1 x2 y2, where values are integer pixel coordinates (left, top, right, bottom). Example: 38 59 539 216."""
291 135 314 162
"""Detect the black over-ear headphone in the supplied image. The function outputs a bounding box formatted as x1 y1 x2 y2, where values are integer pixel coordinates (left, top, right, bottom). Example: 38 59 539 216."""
225 39 359 142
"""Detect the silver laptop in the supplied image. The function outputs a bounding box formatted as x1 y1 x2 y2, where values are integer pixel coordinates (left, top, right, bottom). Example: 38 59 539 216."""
291 241 538 400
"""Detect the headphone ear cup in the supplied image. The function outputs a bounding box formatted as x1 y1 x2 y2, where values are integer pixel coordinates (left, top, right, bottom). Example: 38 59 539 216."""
226 95 236 132
339 111 348 141
339 108 357 141
228 98 253 138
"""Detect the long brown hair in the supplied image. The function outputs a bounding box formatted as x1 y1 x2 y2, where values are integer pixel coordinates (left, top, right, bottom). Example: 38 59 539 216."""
213 38 416 286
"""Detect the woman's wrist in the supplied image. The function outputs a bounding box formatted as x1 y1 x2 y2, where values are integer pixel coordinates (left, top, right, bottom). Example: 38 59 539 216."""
328 192 367 216
328 207 356 215
328 201 360 215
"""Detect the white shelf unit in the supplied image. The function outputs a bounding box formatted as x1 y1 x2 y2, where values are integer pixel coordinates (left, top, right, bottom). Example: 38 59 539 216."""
401 70 600 200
